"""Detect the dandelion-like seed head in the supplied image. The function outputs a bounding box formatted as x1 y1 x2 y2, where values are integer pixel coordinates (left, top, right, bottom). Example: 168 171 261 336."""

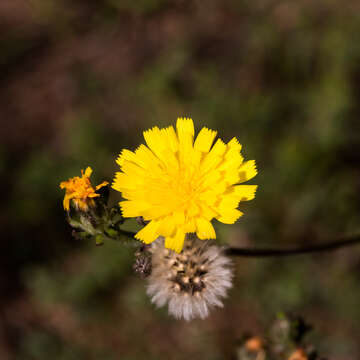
147 236 233 321
60 167 108 211
112 118 257 252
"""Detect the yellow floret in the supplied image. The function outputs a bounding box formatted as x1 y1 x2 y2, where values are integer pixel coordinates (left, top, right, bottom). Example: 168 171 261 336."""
60 167 108 212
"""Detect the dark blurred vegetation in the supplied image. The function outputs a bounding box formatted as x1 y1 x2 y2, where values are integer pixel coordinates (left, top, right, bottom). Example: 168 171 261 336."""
1 0 360 359
236 313 324 360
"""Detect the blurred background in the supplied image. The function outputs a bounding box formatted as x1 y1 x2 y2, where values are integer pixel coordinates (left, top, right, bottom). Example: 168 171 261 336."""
1 0 360 359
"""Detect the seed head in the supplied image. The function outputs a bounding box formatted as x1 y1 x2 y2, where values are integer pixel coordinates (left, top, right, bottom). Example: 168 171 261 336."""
146 236 233 321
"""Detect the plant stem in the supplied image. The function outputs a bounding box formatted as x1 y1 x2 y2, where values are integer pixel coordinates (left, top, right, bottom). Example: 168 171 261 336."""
225 234 360 257
117 228 360 257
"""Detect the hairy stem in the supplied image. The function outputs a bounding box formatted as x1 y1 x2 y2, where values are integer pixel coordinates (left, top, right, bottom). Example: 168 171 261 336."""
225 234 360 257
117 227 360 257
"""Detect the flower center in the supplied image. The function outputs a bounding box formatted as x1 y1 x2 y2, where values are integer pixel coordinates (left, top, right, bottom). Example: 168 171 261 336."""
168 170 202 213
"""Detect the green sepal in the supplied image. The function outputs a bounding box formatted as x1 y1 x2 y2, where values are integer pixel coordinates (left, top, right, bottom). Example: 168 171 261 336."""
105 228 118 238
79 214 96 235
95 234 104 246
109 204 124 226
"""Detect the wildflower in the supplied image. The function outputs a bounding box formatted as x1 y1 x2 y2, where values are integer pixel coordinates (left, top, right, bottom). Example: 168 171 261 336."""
60 167 108 211
112 117 257 252
147 236 233 321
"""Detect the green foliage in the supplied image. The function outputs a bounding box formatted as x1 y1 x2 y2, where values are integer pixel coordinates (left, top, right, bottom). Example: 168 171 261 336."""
2 0 360 358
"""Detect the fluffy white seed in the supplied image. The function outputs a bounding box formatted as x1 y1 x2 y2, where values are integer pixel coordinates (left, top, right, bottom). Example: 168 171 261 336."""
146 236 233 321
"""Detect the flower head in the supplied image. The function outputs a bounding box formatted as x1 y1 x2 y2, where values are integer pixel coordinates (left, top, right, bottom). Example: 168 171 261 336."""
112 118 257 252
60 167 108 211
147 236 233 321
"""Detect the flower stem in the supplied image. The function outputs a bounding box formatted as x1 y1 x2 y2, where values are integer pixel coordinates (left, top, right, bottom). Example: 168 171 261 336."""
116 229 360 257
225 234 360 257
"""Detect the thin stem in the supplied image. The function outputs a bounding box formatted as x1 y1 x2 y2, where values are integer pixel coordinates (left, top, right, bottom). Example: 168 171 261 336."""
117 228 360 257
225 235 360 257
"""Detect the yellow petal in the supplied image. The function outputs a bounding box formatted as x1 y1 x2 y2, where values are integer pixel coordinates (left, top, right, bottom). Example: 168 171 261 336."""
227 137 242 151
200 170 222 188
63 194 71 211
217 195 240 211
217 209 243 224
120 200 149 217
238 160 257 183
198 191 217 209
220 147 243 171
177 118 195 166
143 126 160 147
183 217 196 232
224 172 240 185
233 185 258 201
196 218 216 239
95 181 109 190
194 127 217 152
160 126 179 153
121 160 146 177
112 173 140 191
142 205 171 220
135 144 161 168
116 149 138 167
59 181 68 189
84 167 93 177
199 139 226 174
198 203 218 220
172 211 185 225
187 202 200 217
165 229 185 253
143 127 167 159
157 217 176 237
176 117 194 139
135 220 159 244
209 138 227 156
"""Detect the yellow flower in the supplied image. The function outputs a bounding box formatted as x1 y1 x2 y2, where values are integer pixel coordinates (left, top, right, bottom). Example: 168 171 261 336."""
112 118 257 252
60 167 108 211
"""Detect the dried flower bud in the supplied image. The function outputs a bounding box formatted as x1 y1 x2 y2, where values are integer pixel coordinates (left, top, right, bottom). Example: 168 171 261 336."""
133 252 152 278
146 236 233 321
288 348 308 360
245 336 264 352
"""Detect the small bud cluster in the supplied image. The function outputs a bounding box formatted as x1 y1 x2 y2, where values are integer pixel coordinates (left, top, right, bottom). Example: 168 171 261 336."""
236 314 327 360
147 235 233 321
